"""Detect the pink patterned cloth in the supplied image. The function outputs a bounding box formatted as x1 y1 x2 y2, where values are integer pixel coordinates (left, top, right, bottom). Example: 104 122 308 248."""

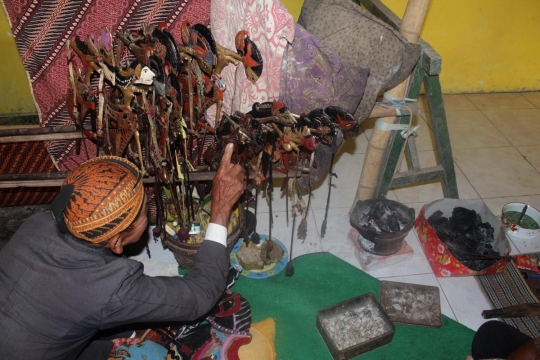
209 0 295 121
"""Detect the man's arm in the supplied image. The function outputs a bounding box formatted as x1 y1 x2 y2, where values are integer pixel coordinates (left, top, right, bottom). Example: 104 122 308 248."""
102 143 246 327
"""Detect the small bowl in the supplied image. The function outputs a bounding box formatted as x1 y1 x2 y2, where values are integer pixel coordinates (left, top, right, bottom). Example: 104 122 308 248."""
502 203 540 240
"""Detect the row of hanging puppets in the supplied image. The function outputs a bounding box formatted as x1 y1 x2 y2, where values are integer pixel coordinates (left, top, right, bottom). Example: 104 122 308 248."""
66 21 358 244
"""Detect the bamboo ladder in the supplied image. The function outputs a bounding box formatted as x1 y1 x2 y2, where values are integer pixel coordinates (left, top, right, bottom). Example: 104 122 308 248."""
351 0 459 212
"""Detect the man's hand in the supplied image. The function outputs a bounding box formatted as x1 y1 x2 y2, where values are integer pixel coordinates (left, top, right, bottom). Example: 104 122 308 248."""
210 143 247 227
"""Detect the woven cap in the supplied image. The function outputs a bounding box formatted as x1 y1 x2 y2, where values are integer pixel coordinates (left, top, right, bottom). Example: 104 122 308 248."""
54 156 144 243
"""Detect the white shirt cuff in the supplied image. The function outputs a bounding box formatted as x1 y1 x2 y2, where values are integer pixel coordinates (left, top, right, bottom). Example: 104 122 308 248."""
204 223 227 247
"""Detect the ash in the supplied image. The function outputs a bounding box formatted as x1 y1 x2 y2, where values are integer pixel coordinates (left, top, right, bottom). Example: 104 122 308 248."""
427 207 500 271
386 289 438 323
359 202 409 233
321 305 387 351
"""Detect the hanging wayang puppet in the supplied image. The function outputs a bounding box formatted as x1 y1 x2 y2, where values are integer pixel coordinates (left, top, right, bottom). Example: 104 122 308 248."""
66 21 358 276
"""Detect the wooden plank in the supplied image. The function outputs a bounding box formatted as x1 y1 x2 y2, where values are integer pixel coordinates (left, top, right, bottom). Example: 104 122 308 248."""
0 169 300 188
424 74 459 198
376 61 425 198
0 125 85 143
0 125 77 136
0 132 85 143
356 0 442 75
389 165 446 188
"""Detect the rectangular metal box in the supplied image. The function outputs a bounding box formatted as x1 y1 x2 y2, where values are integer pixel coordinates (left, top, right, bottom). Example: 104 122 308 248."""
316 293 395 360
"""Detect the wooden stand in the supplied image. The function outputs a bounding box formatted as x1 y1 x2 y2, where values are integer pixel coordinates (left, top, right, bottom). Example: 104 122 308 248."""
355 0 458 205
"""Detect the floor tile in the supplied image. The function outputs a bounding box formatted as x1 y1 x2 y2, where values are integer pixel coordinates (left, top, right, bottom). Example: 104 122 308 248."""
521 92 540 108
377 273 456 321
391 150 479 203
482 109 540 147
446 110 511 149
310 207 356 265
483 196 540 218
403 201 433 221
309 152 364 211
255 178 289 215
517 145 540 172
419 95 479 124
437 275 492 331
311 206 433 277
128 227 178 264
442 94 478 112
453 147 540 198
466 93 536 110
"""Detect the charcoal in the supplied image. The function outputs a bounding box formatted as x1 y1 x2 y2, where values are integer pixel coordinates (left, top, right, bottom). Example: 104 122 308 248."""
367 202 401 232
427 208 500 271
449 207 480 233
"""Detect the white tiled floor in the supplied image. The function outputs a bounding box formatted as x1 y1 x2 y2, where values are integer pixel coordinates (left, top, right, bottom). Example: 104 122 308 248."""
130 92 540 333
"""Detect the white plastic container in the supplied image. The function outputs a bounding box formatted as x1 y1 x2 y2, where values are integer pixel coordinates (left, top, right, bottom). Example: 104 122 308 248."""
502 203 540 240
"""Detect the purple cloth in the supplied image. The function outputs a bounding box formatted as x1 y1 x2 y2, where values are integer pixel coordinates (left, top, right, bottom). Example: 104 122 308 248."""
279 23 369 116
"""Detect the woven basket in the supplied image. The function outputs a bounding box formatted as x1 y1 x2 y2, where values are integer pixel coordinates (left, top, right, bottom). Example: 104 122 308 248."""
164 200 244 269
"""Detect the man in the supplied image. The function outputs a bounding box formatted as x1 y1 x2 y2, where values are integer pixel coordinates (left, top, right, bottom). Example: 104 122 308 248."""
0 143 246 360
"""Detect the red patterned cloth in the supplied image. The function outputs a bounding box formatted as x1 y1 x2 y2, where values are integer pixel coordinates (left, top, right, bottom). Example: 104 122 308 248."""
0 142 59 206
3 0 211 171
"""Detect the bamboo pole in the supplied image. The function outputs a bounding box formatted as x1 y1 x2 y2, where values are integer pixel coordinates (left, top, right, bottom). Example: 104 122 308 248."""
351 0 431 213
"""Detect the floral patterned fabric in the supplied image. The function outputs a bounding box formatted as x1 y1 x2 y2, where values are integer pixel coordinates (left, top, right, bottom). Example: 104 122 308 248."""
279 23 369 115
209 0 295 121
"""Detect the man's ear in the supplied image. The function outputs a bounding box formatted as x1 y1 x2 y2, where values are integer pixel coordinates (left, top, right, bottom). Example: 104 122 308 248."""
108 234 124 255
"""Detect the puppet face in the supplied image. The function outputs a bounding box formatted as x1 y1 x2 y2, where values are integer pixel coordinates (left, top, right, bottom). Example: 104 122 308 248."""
135 66 156 85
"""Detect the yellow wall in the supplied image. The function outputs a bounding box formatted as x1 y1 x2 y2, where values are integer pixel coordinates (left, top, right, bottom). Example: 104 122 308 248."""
0 6 36 115
283 0 540 93
1 0 539 115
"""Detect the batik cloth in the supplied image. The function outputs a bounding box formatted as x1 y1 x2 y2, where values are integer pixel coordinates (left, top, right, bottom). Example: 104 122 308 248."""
108 339 168 360
141 290 253 359
60 156 144 243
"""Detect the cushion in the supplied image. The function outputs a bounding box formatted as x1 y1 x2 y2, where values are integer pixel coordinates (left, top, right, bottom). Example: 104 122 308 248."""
279 23 369 116
298 0 421 123
238 318 276 360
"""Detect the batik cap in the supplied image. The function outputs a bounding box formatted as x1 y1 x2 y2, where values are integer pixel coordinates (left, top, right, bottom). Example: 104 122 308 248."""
51 156 144 243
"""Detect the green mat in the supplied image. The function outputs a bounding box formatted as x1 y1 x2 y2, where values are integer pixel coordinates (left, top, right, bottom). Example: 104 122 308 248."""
232 252 475 360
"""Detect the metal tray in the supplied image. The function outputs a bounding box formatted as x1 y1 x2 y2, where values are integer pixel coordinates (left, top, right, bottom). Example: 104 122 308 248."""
379 280 442 327
316 293 395 360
